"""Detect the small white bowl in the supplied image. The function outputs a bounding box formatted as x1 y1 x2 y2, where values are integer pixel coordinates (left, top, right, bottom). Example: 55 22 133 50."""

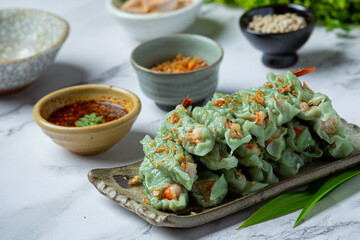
105 0 203 41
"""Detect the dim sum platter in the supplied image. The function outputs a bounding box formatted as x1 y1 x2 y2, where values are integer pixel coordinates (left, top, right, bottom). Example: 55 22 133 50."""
88 120 360 228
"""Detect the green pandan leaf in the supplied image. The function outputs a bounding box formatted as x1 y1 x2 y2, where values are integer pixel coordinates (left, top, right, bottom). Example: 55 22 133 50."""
294 165 360 227
237 190 313 229
237 165 360 230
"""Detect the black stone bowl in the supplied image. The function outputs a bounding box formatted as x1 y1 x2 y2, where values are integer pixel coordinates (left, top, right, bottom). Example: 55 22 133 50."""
239 4 316 68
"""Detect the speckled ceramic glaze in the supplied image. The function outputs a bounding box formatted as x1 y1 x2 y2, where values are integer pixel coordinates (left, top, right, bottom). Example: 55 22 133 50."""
131 34 223 108
0 9 69 94
89 120 360 227
33 84 141 155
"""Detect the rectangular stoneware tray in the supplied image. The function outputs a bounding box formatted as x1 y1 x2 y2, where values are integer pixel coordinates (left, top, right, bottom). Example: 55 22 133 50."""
88 121 360 228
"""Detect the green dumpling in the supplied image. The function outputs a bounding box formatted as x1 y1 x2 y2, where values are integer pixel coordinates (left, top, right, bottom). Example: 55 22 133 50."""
265 127 288 160
192 106 252 153
159 104 215 156
139 157 189 212
190 168 228 208
246 159 279 184
198 143 238 171
140 134 197 191
275 148 312 177
223 168 268 196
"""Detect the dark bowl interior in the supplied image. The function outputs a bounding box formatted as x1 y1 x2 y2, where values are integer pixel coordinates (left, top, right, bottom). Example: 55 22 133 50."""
239 4 316 68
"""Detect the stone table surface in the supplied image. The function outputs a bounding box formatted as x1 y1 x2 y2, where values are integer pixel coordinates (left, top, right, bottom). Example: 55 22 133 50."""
1 1 360 239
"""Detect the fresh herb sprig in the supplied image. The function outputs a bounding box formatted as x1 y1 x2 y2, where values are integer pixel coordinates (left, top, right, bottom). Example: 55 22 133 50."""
238 165 360 229
211 0 360 32
75 113 104 127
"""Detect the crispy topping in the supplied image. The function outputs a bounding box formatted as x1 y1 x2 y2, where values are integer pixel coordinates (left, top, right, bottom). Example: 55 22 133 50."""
263 83 273 88
278 82 293 94
128 175 140 185
155 145 166 153
252 90 265 106
163 134 171 141
168 112 180 124
151 54 207 73
214 100 225 107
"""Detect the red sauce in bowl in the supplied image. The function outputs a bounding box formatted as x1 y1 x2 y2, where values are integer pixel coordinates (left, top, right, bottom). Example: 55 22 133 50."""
47 100 127 127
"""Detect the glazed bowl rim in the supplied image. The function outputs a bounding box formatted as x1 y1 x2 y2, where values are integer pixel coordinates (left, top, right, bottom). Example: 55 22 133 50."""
0 8 70 66
33 84 142 133
130 33 224 76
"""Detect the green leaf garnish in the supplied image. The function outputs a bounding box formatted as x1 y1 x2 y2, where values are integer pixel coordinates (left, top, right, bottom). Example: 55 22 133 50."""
75 113 104 127
294 165 360 227
210 0 360 32
237 166 360 230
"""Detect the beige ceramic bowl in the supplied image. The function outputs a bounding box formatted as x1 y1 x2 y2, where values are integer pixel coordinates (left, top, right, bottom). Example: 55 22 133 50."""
33 84 141 155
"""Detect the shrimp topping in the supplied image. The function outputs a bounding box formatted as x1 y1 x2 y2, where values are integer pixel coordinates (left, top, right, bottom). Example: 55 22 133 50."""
321 115 338 134
187 128 203 145
245 142 261 156
226 120 243 139
255 111 267 127
299 101 310 112
163 184 182 200
181 155 197 180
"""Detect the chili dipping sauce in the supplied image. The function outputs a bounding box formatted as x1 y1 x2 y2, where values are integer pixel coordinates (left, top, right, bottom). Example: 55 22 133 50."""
47 100 127 127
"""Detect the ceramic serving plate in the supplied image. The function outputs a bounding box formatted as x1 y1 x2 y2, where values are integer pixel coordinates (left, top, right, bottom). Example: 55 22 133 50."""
88 121 360 228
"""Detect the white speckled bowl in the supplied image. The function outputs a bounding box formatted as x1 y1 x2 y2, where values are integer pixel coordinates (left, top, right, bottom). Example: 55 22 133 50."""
105 0 203 41
131 34 223 109
0 9 69 95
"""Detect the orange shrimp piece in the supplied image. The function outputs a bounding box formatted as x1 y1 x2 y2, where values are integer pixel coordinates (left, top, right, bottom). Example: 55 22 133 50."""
163 184 181 200
255 111 266 126
163 187 174 200
291 67 316 77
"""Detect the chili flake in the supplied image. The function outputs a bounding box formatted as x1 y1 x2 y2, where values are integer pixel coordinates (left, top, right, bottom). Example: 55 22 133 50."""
47 100 127 127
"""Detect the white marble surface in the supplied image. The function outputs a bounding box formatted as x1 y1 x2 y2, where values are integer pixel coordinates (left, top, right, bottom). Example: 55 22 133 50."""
1 1 360 239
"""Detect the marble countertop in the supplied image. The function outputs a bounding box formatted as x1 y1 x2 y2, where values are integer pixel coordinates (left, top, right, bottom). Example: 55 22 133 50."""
1 1 360 239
